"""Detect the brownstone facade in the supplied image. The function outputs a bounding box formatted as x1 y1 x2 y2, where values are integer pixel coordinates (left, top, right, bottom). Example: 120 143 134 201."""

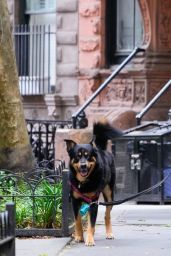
7 0 171 128
78 0 171 129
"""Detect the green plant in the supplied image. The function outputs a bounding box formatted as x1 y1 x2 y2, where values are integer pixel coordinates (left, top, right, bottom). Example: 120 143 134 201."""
34 180 62 228
0 171 62 229
15 198 33 228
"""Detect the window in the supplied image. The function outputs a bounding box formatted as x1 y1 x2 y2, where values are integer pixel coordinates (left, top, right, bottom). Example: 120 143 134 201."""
106 0 143 64
14 1 57 95
26 0 56 14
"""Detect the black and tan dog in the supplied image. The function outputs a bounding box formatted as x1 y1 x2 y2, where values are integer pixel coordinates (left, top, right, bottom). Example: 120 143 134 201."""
65 120 122 246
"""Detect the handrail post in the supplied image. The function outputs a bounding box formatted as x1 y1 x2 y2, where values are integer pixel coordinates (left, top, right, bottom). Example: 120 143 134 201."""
72 46 145 128
136 116 141 126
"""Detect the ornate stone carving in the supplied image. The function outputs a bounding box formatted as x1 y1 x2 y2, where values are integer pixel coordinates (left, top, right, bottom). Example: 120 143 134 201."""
134 80 146 104
101 79 133 105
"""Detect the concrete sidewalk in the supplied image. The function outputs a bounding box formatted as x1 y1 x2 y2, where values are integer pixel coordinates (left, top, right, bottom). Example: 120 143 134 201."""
16 204 171 256
16 236 71 256
60 204 171 256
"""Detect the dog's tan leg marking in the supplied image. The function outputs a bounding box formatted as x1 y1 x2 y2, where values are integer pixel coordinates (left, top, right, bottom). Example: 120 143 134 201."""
74 214 84 242
105 205 114 239
103 185 114 239
85 214 95 246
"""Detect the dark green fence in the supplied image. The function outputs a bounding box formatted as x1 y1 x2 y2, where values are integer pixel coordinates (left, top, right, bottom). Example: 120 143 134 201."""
0 203 15 256
0 167 74 237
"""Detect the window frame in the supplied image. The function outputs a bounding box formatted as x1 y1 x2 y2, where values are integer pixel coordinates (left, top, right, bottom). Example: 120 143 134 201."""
106 0 143 66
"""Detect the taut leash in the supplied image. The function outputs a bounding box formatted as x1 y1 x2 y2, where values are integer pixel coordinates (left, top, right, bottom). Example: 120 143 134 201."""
94 173 170 206
69 173 171 216
79 173 171 216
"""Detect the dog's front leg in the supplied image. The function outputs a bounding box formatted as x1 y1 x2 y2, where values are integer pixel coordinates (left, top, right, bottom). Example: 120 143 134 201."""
85 204 98 246
72 198 84 242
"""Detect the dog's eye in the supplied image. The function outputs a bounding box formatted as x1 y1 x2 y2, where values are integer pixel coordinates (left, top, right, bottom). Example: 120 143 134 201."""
84 152 90 158
78 152 82 157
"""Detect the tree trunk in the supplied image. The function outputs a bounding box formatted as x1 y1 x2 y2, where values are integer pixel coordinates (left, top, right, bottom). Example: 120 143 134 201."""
0 1 35 171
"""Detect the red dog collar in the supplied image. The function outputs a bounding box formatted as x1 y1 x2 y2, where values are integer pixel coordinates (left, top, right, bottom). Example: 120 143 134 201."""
69 181 99 204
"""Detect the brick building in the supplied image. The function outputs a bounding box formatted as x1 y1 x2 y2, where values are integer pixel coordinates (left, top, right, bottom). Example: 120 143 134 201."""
7 0 171 129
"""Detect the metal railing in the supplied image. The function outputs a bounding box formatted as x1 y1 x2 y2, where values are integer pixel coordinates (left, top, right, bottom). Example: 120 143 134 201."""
13 24 56 95
136 79 171 125
0 203 15 256
26 119 72 166
72 47 145 128
0 168 74 237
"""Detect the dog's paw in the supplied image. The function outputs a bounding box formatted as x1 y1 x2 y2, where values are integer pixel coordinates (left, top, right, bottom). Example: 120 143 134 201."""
85 236 95 246
106 233 114 239
74 235 84 243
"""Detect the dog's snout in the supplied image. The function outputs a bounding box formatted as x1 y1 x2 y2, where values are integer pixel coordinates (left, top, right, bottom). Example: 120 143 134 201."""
80 163 87 169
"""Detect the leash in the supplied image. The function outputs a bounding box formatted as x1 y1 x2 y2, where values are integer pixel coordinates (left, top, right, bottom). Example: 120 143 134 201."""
78 173 171 216
69 173 171 216
94 173 170 206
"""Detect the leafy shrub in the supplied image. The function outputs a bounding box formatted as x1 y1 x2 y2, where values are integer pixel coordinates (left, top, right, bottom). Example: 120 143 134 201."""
0 170 62 229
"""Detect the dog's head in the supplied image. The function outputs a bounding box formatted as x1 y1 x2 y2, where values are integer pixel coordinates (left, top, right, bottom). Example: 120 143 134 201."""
65 140 97 182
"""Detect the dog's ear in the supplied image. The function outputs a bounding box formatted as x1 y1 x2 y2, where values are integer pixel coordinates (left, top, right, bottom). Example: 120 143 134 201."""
64 139 77 153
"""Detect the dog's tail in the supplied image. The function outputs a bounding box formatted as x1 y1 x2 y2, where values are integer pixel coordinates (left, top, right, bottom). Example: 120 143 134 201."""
93 119 123 150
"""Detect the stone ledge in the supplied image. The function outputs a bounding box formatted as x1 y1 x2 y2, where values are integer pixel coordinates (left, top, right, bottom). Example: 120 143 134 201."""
44 94 78 106
60 95 78 106
44 94 78 118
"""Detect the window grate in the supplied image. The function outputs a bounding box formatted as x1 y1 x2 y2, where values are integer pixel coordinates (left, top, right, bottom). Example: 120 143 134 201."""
13 24 56 95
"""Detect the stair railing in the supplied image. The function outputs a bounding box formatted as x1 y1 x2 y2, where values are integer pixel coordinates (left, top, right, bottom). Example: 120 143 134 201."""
72 47 145 128
136 79 171 125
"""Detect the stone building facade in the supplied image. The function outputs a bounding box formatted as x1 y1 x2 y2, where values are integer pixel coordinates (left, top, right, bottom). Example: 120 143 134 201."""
78 0 171 128
7 0 171 129
7 0 79 121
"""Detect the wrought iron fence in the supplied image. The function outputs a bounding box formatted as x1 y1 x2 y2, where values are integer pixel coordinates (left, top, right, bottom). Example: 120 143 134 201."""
13 24 56 95
0 203 15 256
0 167 74 237
26 119 72 166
